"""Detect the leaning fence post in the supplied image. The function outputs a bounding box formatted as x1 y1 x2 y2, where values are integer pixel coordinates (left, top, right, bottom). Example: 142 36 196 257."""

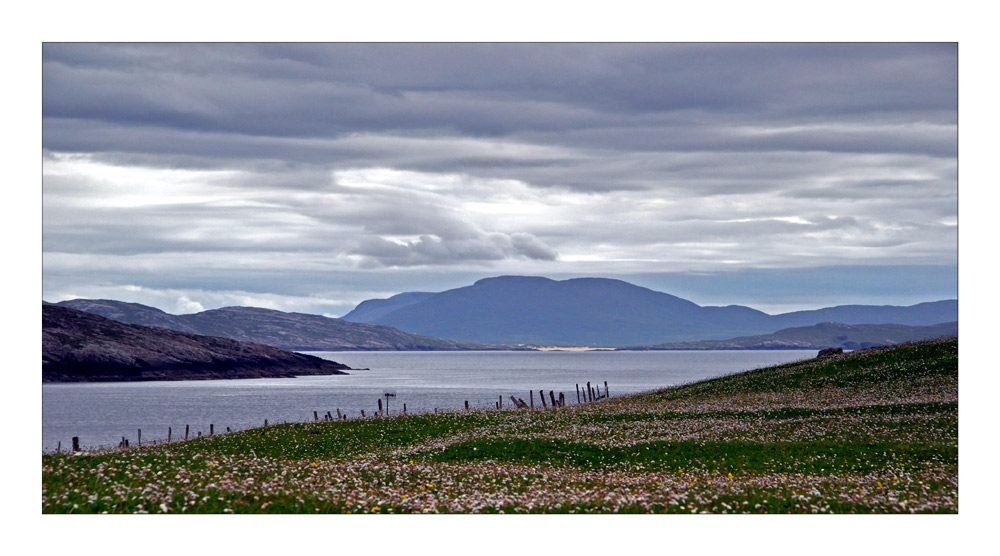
576 384 581 403
540 390 547 409
530 390 534 409
549 390 556 407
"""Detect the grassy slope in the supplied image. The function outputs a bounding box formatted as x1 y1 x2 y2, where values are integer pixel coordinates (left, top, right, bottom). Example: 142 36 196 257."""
41 337 957 513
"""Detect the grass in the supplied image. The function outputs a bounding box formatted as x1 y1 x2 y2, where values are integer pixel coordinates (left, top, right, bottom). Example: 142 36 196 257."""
42 336 957 513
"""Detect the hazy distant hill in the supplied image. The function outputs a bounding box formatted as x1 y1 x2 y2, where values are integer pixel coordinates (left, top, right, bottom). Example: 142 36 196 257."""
55 299 483 351
42 305 350 382
343 292 436 322
344 276 958 346
631 321 958 350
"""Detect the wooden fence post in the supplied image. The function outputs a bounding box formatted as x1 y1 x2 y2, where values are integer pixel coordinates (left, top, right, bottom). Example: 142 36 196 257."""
605 381 609 398
138 429 142 446
72 436 79 452
185 424 189 440
361 410 366 418
576 383 581 403
540 390 547 409
465 400 470 411
168 427 172 443
314 411 319 421
403 403 407 415
378 399 383 414
587 382 592 402
210 424 214 436
57 441 61 453
549 390 557 407
530 390 534 409
264 419 268 427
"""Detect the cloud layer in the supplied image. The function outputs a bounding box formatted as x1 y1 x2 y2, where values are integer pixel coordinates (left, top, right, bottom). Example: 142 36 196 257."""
42 43 957 316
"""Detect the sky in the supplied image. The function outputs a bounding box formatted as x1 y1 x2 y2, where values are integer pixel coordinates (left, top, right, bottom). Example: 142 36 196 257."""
41 42 958 317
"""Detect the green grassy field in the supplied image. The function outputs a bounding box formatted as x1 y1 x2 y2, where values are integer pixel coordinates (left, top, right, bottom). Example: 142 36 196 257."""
42 337 957 513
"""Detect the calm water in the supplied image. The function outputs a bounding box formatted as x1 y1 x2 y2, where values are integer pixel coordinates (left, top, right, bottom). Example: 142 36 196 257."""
42 350 813 452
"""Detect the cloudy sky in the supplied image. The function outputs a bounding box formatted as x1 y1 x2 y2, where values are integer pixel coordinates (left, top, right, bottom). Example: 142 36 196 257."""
41 43 958 316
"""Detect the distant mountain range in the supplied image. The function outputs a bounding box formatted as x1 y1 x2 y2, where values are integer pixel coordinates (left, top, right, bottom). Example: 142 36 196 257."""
53 299 485 351
627 321 958 351
342 276 958 346
43 305 351 382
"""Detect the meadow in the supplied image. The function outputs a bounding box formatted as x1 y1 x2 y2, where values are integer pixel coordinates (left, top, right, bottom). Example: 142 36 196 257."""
41 337 957 513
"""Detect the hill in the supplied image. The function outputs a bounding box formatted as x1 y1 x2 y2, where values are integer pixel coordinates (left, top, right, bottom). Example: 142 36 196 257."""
42 305 350 382
633 321 958 350
54 299 483 351
343 275 957 346
43 337 958 513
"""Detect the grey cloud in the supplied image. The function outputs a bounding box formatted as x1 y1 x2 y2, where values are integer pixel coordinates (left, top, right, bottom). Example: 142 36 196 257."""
350 232 558 268
41 43 957 317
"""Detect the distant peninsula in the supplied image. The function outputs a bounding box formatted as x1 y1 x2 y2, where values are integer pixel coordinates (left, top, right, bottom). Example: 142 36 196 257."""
42 305 351 382
623 321 958 351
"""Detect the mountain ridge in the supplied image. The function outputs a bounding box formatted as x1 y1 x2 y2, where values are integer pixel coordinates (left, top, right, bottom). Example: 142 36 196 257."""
343 275 957 346
53 299 485 351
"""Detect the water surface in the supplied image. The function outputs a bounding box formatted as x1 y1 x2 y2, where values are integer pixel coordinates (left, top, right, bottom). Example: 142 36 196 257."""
42 350 812 451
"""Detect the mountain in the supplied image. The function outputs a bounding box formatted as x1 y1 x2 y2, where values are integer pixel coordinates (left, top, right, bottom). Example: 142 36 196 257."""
54 299 482 351
345 275 958 346
42 305 351 382
632 321 959 350
343 292 436 322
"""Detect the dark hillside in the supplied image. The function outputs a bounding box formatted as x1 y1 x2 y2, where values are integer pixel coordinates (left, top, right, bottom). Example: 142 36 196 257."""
42 305 350 382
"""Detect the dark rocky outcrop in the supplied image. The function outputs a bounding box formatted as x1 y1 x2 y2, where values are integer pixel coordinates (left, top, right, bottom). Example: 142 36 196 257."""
817 347 844 357
43 305 351 382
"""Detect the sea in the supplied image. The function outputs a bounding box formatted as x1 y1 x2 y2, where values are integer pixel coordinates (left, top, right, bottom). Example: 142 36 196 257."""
41 349 814 452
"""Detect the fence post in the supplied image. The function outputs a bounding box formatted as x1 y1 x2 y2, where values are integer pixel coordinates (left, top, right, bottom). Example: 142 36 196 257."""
138 429 142 446
210 424 214 436
540 390 547 409
378 399 383 414
549 390 556 407
168 427 172 443
404 404 407 415
605 381 609 398
264 419 268 427
314 411 319 421
465 400 469 411
577 384 581 404
72 436 80 452
587 382 592 402
530 390 534 409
